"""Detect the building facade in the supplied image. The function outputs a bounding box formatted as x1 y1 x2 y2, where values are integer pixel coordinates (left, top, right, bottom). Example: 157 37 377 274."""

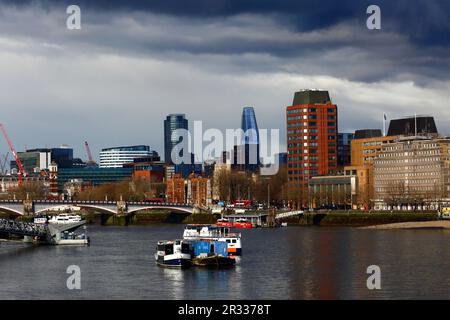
337 132 354 171
309 175 357 209
164 114 188 165
286 90 338 207
57 167 133 193
99 145 157 168
166 173 186 203
343 133 398 209
11 149 51 173
187 174 212 206
374 137 450 210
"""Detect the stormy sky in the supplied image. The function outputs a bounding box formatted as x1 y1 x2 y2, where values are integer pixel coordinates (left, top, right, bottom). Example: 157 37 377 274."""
0 0 449 162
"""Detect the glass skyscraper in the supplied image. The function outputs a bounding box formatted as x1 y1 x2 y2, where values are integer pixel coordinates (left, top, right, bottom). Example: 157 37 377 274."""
164 114 188 164
240 107 260 172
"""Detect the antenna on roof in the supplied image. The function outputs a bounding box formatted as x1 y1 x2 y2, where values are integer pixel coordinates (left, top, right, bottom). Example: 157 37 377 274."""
414 113 418 136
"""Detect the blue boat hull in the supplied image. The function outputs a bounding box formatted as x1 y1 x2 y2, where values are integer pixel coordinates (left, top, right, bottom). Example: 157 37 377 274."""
156 256 191 268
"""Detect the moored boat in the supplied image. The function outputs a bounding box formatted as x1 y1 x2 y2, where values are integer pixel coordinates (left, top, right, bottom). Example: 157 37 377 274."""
155 240 192 268
183 224 242 256
190 240 235 268
55 231 90 245
216 218 252 229
48 214 83 224
33 216 48 224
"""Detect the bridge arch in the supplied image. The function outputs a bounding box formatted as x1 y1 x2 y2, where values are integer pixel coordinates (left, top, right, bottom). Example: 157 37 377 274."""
127 206 193 215
0 206 23 216
35 205 116 215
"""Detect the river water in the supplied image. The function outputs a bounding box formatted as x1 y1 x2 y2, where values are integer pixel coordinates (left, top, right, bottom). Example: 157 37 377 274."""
0 225 449 300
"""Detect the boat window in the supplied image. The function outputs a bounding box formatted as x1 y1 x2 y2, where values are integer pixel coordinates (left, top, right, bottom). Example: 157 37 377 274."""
164 244 174 255
232 239 236 243
181 243 190 254
226 240 231 243
157 245 165 251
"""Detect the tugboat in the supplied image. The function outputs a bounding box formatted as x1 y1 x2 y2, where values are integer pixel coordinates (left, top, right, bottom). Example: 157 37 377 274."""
155 240 192 268
191 240 235 268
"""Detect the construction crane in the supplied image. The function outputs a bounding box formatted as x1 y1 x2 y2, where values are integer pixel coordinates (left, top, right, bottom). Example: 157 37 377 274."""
0 124 25 186
0 152 9 175
84 141 96 167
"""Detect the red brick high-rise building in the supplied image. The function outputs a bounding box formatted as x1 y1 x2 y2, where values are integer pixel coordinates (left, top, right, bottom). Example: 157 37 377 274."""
286 90 338 208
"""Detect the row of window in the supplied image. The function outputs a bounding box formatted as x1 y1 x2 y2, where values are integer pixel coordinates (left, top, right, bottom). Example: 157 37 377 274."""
287 129 320 134
384 143 439 151
288 170 320 175
287 108 335 114
287 122 336 128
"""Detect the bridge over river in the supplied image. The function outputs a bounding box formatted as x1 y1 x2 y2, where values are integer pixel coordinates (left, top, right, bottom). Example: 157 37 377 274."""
0 200 200 216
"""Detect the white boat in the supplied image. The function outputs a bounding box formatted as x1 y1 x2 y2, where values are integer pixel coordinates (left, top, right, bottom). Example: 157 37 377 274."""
48 214 83 224
155 240 192 268
56 231 90 245
183 224 242 256
33 216 48 224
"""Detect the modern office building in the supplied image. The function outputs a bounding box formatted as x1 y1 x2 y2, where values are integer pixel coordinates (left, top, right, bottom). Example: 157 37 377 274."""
337 133 354 170
10 146 79 174
344 132 398 209
57 167 133 193
164 114 188 164
50 146 74 168
373 136 450 210
99 145 157 168
11 149 51 173
286 89 338 207
387 116 438 137
240 107 260 172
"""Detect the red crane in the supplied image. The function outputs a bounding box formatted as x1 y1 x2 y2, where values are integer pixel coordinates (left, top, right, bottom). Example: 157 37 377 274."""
0 124 25 186
84 141 96 167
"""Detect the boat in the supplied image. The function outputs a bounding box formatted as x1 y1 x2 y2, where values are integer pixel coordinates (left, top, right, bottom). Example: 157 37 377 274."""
33 216 48 224
216 218 252 229
234 218 252 229
183 224 242 256
190 240 235 268
192 254 235 268
48 214 83 224
155 239 192 268
56 231 90 245
216 218 234 228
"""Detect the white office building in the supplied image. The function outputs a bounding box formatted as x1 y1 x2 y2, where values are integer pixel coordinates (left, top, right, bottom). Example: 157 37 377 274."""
99 145 157 168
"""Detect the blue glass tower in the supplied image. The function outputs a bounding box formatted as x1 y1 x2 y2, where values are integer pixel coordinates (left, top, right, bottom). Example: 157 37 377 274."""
241 107 260 172
164 114 188 164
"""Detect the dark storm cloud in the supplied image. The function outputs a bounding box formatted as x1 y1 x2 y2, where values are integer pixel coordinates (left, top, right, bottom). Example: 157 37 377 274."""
1 0 448 84
3 0 449 46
